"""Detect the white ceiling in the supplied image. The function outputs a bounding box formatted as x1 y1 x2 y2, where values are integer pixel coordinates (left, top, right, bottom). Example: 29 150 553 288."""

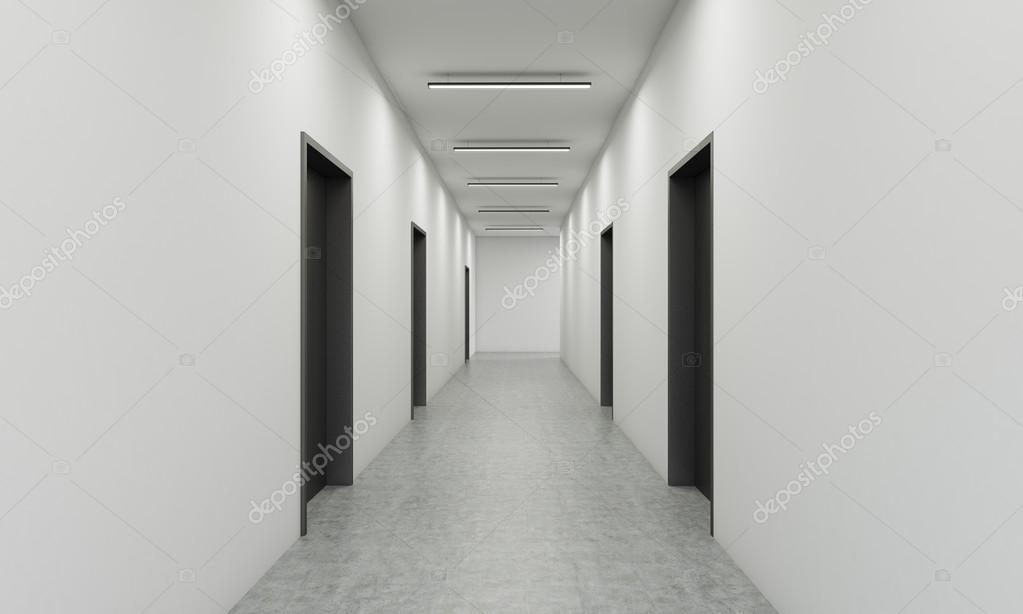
350 0 679 236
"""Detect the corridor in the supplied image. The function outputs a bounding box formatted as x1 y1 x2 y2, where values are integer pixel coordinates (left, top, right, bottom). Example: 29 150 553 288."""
232 354 774 613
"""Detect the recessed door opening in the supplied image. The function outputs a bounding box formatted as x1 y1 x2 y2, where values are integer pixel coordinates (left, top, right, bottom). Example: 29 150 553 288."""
464 265 471 363
411 224 427 417
600 225 613 416
300 133 354 536
668 134 714 534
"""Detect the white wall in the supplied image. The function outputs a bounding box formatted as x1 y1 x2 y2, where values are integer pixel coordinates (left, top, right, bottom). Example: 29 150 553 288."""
0 1 473 612
561 1 1023 613
476 237 561 353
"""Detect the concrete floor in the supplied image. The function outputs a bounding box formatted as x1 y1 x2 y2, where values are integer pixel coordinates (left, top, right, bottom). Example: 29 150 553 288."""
231 353 775 613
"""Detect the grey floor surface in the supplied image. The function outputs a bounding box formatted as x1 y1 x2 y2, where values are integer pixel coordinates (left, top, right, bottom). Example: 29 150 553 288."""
231 353 776 613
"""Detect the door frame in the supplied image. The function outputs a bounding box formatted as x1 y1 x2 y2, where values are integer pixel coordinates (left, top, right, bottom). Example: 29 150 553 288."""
410 222 427 417
666 132 714 534
600 224 613 414
300 132 354 536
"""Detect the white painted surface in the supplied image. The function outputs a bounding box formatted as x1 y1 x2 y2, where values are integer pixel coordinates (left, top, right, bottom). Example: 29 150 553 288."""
476 237 561 353
561 1 1023 612
0 1 473 611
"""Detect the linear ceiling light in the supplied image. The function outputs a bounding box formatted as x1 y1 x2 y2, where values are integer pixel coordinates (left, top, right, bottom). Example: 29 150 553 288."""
454 146 571 153
484 226 545 232
477 207 551 213
467 182 559 187
429 81 590 90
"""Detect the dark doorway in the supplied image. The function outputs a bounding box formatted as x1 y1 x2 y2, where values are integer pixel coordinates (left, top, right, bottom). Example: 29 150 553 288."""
300 133 353 536
464 265 471 363
411 224 427 416
667 134 714 533
600 225 613 413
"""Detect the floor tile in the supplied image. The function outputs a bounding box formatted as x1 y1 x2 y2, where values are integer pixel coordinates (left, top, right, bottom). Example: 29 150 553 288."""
230 353 775 613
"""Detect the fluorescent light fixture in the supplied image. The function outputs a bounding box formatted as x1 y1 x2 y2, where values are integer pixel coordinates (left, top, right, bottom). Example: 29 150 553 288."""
484 226 545 232
477 208 551 213
429 81 591 90
467 182 559 187
454 146 571 153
